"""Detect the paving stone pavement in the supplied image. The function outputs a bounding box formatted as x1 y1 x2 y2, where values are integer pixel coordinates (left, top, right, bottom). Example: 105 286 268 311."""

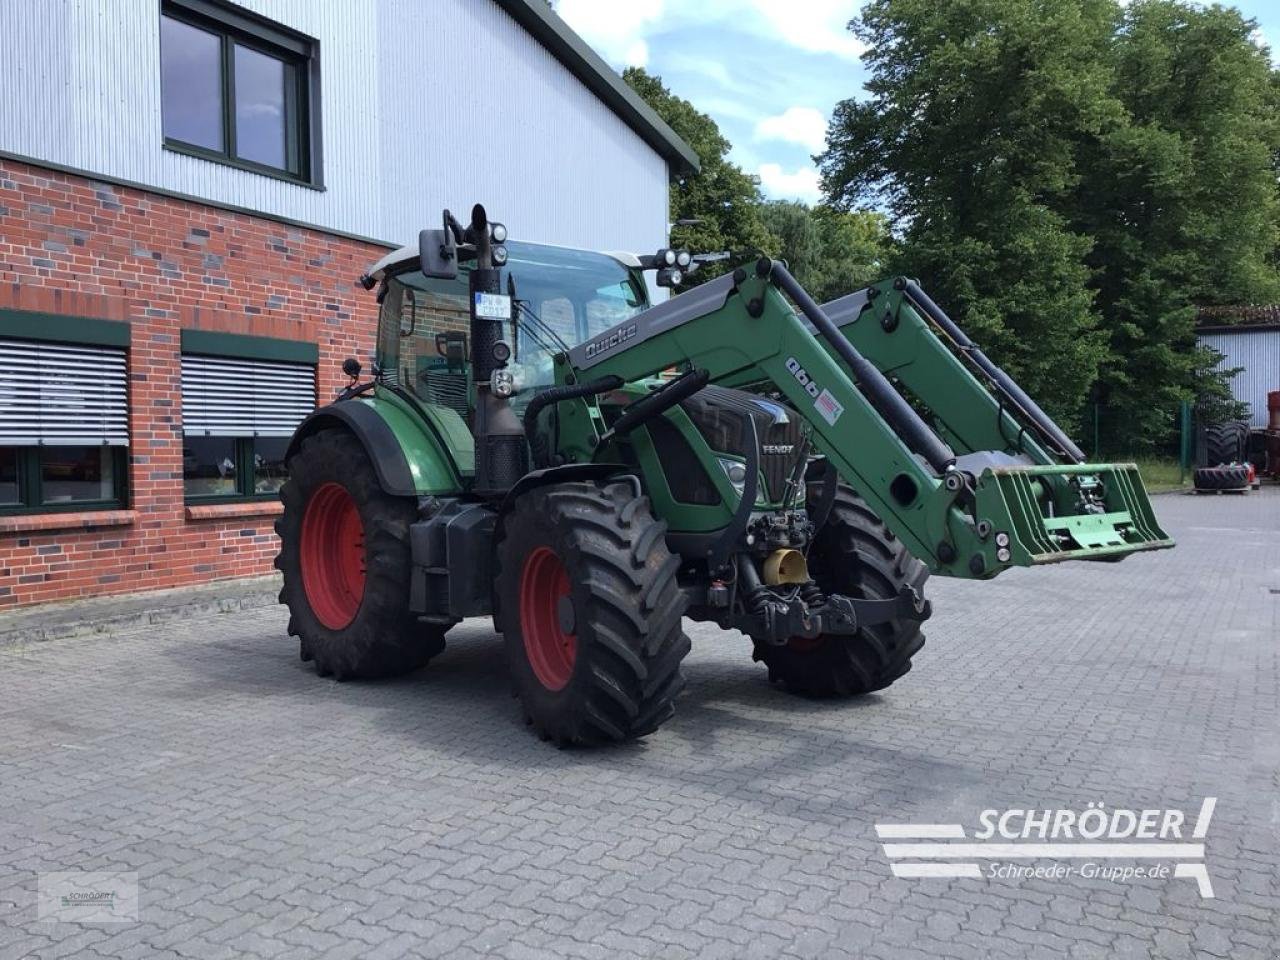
1 489 1276 959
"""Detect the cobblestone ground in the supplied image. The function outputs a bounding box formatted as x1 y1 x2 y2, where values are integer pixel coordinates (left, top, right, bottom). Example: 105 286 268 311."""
1 489 1277 959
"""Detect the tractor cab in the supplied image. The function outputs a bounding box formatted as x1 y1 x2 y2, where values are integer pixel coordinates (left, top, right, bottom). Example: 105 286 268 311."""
367 241 650 424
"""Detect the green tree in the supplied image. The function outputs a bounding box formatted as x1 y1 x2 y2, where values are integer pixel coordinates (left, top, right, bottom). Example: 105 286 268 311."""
819 0 1280 449
759 202 894 302
758 201 823 285
623 67 778 276
1075 0 1280 448
809 206 894 302
819 0 1119 429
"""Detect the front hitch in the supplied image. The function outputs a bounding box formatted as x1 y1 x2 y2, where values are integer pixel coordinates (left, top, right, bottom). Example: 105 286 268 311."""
746 585 931 646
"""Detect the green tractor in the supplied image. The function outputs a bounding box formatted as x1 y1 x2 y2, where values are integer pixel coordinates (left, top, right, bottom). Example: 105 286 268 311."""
275 205 1172 745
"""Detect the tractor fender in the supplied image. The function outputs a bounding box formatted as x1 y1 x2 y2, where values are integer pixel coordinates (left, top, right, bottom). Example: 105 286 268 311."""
494 464 636 536
287 399 461 498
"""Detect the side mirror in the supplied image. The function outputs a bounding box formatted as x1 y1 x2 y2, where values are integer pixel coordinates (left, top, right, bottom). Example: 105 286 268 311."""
419 227 457 280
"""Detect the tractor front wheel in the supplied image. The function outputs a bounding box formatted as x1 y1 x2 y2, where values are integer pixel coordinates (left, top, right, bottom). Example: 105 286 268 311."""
495 480 691 745
753 483 928 697
275 428 446 679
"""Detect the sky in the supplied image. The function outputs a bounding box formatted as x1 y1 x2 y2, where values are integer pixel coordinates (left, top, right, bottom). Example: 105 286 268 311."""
554 0 1280 206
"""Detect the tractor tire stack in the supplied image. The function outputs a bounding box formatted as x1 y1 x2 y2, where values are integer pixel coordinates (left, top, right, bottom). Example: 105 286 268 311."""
1203 420 1251 467
1192 464 1251 494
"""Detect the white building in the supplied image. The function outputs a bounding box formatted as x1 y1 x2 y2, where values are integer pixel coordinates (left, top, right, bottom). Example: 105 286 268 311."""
0 0 695 253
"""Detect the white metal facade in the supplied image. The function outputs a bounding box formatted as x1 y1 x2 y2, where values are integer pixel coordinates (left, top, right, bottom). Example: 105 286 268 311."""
0 0 670 255
1198 327 1280 426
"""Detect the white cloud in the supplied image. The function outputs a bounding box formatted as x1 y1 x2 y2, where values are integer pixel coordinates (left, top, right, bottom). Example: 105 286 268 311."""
749 0 865 60
555 0 664 67
757 163 822 203
556 0 864 70
755 106 828 152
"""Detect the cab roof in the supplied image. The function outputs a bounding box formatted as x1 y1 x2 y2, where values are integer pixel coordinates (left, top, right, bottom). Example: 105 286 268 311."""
363 241 642 285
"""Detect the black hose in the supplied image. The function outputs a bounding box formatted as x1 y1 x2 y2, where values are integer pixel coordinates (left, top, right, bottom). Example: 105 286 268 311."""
765 260 957 475
709 413 760 571
607 368 710 439
522 375 624 466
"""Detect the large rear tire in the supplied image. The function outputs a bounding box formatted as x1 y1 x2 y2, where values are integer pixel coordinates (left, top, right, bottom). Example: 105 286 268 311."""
1204 420 1249 466
495 480 691 746
753 483 928 697
275 429 446 679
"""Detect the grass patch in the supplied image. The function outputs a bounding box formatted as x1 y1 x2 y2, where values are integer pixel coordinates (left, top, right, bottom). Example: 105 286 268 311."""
1126 457 1189 493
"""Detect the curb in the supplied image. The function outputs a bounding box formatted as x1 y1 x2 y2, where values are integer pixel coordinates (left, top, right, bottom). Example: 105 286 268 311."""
0 575 282 648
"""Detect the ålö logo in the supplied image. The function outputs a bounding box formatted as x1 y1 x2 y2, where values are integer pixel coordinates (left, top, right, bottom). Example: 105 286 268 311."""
875 798 1217 898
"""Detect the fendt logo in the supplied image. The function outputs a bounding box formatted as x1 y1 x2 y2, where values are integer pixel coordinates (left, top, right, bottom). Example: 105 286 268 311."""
785 356 821 398
584 323 637 360
876 798 1217 898
762 444 795 455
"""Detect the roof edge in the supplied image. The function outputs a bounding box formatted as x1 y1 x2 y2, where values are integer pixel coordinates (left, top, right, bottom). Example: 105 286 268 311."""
1196 323 1280 334
495 0 700 176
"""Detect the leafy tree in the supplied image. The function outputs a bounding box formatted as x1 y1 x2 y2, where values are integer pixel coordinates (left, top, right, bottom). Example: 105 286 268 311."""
810 206 894 302
623 67 778 276
1075 0 1280 447
759 201 823 284
819 0 1280 448
819 0 1118 429
760 201 895 302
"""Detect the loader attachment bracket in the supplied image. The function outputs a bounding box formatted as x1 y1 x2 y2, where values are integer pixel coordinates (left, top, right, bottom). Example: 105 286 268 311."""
972 462 1173 567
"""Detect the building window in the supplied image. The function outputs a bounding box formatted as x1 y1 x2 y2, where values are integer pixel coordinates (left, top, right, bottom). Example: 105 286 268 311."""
181 351 315 501
160 0 319 184
0 333 130 513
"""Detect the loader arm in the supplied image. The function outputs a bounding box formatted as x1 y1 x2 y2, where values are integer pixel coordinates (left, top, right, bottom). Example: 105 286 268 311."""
552 259 1171 579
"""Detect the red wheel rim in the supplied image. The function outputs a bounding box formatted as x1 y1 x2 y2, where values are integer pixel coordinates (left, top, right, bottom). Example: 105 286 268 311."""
788 634 823 653
300 482 366 630
519 547 577 691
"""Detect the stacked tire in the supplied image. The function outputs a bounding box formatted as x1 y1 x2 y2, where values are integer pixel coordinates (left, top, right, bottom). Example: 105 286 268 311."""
1192 464 1250 493
1203 420 1250 468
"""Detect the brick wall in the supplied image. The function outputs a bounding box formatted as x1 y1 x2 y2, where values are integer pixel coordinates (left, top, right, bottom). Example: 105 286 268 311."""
0 158 391 608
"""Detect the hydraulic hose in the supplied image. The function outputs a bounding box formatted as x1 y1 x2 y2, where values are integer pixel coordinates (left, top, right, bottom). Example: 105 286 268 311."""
605 368 710 440
522 375 624 467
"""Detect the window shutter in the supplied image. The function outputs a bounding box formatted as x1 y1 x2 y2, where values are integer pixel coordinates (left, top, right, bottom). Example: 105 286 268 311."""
0 338 129 446
181 354 315 437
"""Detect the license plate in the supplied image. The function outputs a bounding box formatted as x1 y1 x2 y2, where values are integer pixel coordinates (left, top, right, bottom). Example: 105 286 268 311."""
474 292 511 320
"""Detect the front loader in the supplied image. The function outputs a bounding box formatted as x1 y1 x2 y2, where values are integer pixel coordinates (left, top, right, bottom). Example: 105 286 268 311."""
274 205 1172 745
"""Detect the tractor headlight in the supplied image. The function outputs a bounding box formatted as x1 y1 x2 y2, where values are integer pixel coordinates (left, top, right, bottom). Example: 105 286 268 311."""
675 249 692 268
719 458 748 487
490 368 517 398
492 244 508 266
490 222 507 243
656 267 683 288
656 247 677 267
718 458 763 503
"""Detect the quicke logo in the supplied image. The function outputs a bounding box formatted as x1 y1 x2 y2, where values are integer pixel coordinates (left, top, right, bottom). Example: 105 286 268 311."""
584 323 637 360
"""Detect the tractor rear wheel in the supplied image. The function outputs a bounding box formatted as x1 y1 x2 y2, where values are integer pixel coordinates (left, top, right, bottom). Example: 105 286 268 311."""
753 483 928 697
275 429 446 679
495 480 691 745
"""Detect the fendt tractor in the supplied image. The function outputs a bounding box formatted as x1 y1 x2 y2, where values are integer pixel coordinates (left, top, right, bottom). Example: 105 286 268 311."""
274 205 1173 745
